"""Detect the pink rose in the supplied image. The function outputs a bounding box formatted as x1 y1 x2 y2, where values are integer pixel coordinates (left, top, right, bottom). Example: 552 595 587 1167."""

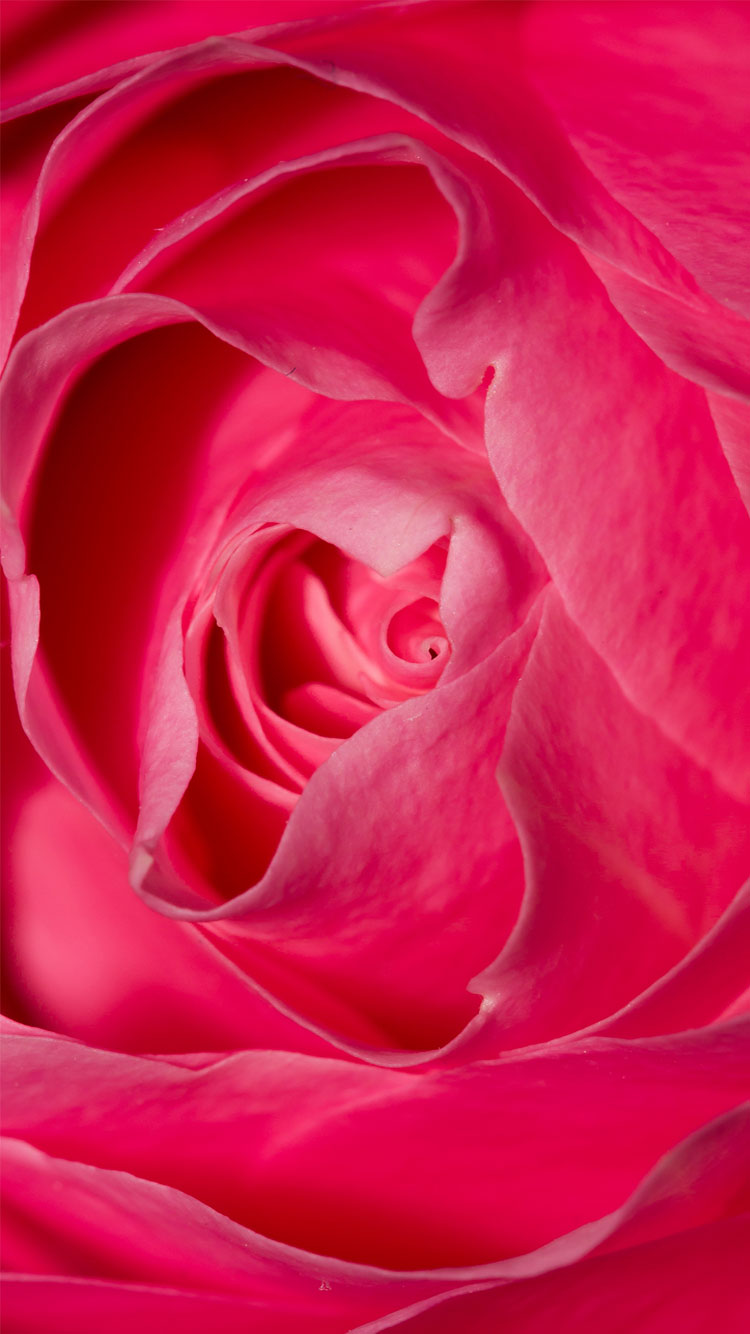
2 2 749 1329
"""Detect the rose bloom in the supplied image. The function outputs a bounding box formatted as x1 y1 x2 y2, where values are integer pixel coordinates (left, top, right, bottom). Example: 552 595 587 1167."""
1 0 749 1329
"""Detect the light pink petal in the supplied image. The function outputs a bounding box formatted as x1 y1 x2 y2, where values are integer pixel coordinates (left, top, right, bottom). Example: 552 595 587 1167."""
133 388 542 991
2 294 522 1047
135 389 523 925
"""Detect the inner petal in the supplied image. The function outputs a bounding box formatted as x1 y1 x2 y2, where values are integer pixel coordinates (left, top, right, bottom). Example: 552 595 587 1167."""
386 596 449 663
190 527 454 815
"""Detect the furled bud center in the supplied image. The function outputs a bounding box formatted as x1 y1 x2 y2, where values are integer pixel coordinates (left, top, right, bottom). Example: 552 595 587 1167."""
185 524 450 795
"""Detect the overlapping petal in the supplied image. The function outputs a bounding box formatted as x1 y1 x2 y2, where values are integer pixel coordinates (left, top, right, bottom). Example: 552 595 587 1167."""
2 2 749 1327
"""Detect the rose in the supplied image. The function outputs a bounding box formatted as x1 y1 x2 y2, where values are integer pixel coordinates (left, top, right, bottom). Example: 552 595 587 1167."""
1 1 749 1330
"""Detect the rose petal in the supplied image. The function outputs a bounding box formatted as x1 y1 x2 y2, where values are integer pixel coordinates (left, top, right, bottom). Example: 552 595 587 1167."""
415 166 750 799
594 880 750 1040
2 774 340 1057
12 58 437 351
0 1 369 112
474 593 750 1048
708 392 750 515
0 1137 426 1320
139 603 541 1051
522 1 750 315
0 1277 335 1334
3 1024 748 1269
356 1217 750 1333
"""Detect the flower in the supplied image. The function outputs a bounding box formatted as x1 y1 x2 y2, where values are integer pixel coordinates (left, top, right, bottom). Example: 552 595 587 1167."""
2 2 749 1330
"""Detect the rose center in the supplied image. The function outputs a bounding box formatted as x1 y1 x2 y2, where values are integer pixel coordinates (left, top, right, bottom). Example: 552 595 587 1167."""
187 525 451 795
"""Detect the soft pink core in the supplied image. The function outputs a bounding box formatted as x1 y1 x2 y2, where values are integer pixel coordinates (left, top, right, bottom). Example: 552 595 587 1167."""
188 525 451 797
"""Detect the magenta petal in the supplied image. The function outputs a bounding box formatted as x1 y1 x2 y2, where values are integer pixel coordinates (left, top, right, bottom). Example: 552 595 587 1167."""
117 135 461 418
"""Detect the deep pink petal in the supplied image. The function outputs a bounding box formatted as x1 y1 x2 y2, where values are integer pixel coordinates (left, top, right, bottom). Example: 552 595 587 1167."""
415 166 750 799
522 1 750 316
139 604 540 1052
476 593 750 1048
258 4 694 294
2 775 337 1057
709 391 750 514
3 1025 748 1270
0 1278 337 1334
593 880 750 1040
0 1 373 112
4 314 252 831
11 56 439 350
356 1217 750 1333
0 1137 438 1321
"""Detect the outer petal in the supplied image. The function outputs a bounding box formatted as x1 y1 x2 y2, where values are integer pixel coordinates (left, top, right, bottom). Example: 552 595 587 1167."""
592 880 750 1040
115 134 461 414
3 1065 747 1324
709 392 750 515
0 598 332 1058
257 3 715 296
239 8 750 405
0 1138 441 1324
415 168 750 800
0 0 373 112
2 777 338 1058
473 592 750 1049
10 63 449 357
354 1218 750 1333
0 1278 338 1334
1 299 247 836
0 268 460 842
3 1025 748 1270
522 0 750 315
